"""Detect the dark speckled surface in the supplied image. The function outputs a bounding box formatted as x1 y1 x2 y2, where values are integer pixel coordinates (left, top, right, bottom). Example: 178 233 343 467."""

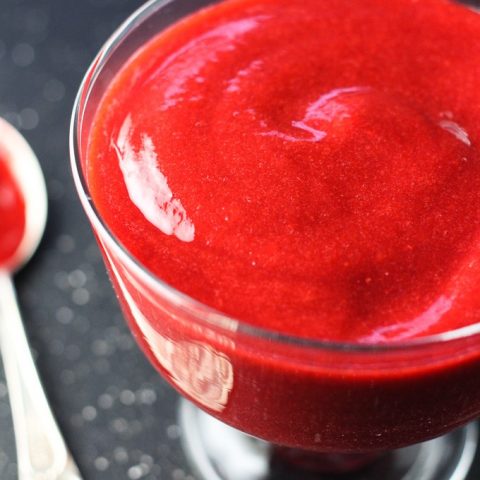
1 0 480 479
0 0 193 478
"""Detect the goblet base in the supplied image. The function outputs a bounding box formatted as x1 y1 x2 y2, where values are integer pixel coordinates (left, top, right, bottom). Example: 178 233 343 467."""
179 400 478 480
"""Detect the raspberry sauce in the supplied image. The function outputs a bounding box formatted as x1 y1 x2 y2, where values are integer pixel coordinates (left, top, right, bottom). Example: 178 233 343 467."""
82 0 480 452
88 0 480 343
0 146 25 268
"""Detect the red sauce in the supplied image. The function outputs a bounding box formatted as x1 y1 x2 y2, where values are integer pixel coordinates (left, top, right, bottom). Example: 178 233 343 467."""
84 0 480 452
88 0 480 343
0 146 25 268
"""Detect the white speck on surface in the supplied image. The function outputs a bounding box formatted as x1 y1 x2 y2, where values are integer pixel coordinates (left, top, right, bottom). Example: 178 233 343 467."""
127 465 144 479
94 456 110 471
92 339 112 356
136 388 157 405
140 462 152 475
119 390 136 406
68 269 87 288
55 306 74 324
11 43 35 67
111 417 129 434
72 288 90 306
98 393 114 409
113 447 129 464
82 405 97 421
140 454 154 467
166 424 182 440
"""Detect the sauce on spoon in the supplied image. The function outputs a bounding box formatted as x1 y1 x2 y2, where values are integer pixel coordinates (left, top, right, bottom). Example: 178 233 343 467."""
0 146 25 268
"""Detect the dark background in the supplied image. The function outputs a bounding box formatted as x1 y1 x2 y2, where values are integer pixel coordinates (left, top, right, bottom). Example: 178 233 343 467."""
1 0 480 479
0 0 194 478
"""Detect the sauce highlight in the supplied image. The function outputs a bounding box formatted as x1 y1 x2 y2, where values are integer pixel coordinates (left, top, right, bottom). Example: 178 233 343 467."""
87 0 480 343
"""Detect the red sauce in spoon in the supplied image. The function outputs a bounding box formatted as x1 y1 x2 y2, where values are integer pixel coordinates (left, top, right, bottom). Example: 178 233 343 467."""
0 146 25 268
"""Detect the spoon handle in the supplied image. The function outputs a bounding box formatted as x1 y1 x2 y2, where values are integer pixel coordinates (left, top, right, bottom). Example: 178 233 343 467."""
0 272 83 480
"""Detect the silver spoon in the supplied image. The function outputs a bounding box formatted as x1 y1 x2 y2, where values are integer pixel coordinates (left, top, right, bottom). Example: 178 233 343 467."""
0 118 82 480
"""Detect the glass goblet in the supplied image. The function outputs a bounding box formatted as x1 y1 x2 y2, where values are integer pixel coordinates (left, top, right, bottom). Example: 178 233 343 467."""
71 1 480 478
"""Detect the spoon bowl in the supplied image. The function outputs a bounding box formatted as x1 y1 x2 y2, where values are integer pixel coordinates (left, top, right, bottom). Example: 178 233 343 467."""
0 117 47 272
0 117 82 479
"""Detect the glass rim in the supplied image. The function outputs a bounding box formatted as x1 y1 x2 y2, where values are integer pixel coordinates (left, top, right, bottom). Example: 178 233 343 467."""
69 0 480 353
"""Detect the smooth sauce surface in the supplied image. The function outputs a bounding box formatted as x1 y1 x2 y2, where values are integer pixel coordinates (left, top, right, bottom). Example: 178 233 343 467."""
87 0 480 342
